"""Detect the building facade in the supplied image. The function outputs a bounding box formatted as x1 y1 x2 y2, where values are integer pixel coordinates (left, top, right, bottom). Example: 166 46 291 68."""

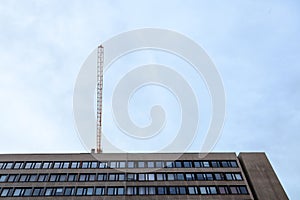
0 152 288 199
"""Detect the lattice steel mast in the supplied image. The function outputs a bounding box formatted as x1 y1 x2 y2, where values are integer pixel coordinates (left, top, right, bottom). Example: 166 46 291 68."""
96 45 104 153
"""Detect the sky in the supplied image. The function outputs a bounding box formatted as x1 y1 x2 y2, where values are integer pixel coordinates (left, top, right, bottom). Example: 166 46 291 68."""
0 0 299 198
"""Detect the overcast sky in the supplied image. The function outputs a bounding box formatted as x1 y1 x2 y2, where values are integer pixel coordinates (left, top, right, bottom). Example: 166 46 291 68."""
0 0 299 198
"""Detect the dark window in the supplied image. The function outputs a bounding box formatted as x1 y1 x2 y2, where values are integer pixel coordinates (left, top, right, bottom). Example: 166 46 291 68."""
218 186 229 194
183 161 192 168
38 174 48 182
157 186 167 195
127 173 137 181
68 174 77 182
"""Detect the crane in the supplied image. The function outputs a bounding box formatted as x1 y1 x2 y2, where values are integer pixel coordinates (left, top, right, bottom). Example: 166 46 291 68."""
96 45 104 153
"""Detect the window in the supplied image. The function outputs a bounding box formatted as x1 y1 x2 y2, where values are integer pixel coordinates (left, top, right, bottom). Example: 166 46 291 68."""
214 173 224 180
44 188 54 196
23 188 32 196
225 173 243 181
186 173 195 181
169 186 186 195
147 161 154 168
49 174 58 182
13 188 23 197
138 161 145 168
211 161 220 167
64 187 74 196
188 186 198 195
219 186 229 194
107 187 124 195
166 161 174 168
156 173 166 181
19 174 29 182
95 187 104 196
109 174 117 181
0 174 7 182
230 186 248 194
7 174 19 182
68 174 77 182
97 173 107 181
3 162 13 169
175 161 182 168
203 161 210 167
99 162 108 168
71 161 80 169
13 162 24 169
127 187 137 195
32 188 44 196
183 161 192 168
110 161 117 168
157 187 167 195
1 188 12 197
119 173 125 181
176 173 185 181
29 174 37 182
155 161 164 168
127 173 137 181
42 162 52 169
148 173 155 181
230 161 238 167
119 161 126 168
59 174 67 182
167 173 175 181
54 187 63 196
127 161 134 168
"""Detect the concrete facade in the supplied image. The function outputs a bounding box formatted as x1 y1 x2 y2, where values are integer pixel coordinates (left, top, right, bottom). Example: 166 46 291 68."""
0 153 287 199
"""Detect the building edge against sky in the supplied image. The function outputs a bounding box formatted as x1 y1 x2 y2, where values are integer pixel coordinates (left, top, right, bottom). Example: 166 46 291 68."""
0 152 288 199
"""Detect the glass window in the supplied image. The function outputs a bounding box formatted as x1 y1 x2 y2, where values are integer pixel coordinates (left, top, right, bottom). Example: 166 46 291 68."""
183 161 192 168
203 161 210 167
149 187 156 195
138 174 145 181
156 173 166 181
1 188 12 197
210 186 217 194
82 162 89 168
175 161 182 168
25 162 33 169
117 187 124 195
86 187 94 195
89 174 96 181
42 162 52 169
206 173 214 180
13 188 22 197
155 161 164 168
211 161 220 167
194 161 202 168
29 174 37 182
214 173 223 180
139 187 146 195
147 161 154 168
0 174 7 182
95 187 104 196
148 173 155 181
68 174 77 181
127 161 134 168
239 186 248 194
119 161 126 168
138 161 144 168
230 186 238 194
188 186 198 195
157 187 167 195
19 174 28 182
23 188 32 196
235 173 242 180
199 187 207 194
127 187 136 195
4 162 13 169
110 161 117 168
221 161 229 167
109 174 116 181
97 173 107 181
62 162 69 169
71 161 80 169
64 187 74 196
53 162 62 169
91 161 98 168
55 187 63 196
196 173 205 180
79 174 86 181
99 162 107 168
169 187 177 194
230 161 238 167
49 174 58 182
107 187 115 195
76 187 84 196
45 188 53 196
59 174 67 182
38 174 48 182
127 173 136 181
34 162 42 169
8 174 18 182
32 188 43 196
177 173 185 180
186 173 194 181
119 173 125 181
13 162 24 169
179 187 186 194
167 174 175 181
166 161 174 168
219 186 229 194
225 173 233 180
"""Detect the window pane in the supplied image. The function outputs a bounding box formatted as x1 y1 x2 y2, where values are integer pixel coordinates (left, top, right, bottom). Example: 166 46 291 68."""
86 187 93 195
23 188 32 196
55 188 63 196
127 187 136 195
107 187 114 195
45 188 53 196
149 187 156 195
95 187 104 196
155 161 164 168
148 173 155 181
199 187 207 194
179 187 186 194
157 187 166 195
230 186 238 194
203 161 210 167
239 186 248 194
0 175 7 182
119 162 126 168
64 187 74 196
177 173 185 180
33 188 43 196
147 161 154 168
188 187 197 195
76 187 83 195
13 188 22 197
235 173 242 180
167 174 175 180
230 161 238 167
138 161 144 168
98 173 106 181
117 188 124 195
128 161 134 168
139 187 146 195
210 186 217 194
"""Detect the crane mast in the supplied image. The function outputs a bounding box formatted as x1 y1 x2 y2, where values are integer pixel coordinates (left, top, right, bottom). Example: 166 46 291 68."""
96 45 104 153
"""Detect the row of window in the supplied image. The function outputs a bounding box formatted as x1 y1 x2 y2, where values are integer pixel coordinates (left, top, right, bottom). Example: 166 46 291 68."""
0 185 248 197
0 172 243 182
0 160 238 170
